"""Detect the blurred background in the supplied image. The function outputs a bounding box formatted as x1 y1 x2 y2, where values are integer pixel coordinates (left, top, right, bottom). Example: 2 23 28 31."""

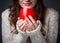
0 0 60 43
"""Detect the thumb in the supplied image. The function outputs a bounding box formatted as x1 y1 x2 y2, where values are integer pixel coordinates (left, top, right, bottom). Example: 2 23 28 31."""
18 17 20 20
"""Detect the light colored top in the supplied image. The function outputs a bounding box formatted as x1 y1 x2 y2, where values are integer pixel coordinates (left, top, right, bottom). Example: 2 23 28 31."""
1 8 59 43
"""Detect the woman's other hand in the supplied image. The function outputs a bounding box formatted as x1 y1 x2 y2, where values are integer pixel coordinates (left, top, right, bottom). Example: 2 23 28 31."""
25 15 39 31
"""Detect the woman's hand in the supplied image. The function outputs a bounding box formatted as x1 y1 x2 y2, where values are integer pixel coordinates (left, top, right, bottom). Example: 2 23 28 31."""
25 15 39 31
16 15 39 32
16 19 28 32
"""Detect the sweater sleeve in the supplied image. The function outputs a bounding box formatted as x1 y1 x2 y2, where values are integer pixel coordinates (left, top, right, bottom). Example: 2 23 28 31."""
46 10 59 43
26 20 47 43
1 9 28 43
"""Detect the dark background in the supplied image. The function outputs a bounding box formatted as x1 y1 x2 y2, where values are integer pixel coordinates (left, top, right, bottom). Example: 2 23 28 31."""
0 0 60 43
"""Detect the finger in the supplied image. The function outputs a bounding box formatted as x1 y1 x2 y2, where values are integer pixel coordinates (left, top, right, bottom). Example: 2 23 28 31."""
29 15 38 28
22 22 28 32
22 27 26 32
20 21 26 31
17 19 23 25
25 17 35 30
18 20 26 27
25 17 32 26
18 17 20 20
29 15 36 24
37 20 40 25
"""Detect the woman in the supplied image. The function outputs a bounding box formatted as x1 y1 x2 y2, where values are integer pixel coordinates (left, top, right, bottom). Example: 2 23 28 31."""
1 0 59 43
